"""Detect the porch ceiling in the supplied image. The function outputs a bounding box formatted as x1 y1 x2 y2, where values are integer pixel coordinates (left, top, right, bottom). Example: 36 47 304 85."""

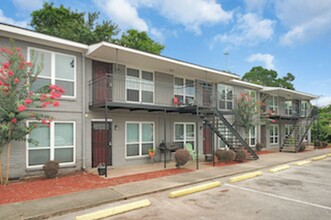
261 87 318 100
86 42 239 82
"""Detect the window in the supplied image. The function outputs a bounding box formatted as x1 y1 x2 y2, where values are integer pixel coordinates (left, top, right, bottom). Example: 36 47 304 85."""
268 96 278 114
269 125 279 144
126 122 154 157
28 48 76 98
218 125 230 148
301 101 308 117
27 122 75 167
126 68 154 103
174 77 195 104
285 124 293 138
218 84 233 110
285 100 293 115
174 123 195 149
249 126 256 146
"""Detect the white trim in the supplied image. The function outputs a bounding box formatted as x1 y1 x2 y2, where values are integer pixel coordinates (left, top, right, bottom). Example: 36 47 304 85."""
261 87 318 100
230 79 264 89
26 121 76 169
91 119 113 122
125 121 155 159
27 47 77 99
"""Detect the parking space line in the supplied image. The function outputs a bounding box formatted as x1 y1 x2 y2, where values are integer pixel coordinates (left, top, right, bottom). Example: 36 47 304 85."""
225 184 331 211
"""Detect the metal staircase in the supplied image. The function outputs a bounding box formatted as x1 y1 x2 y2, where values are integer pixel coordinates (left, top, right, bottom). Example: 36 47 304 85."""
281 106 318 152
199 107 259 160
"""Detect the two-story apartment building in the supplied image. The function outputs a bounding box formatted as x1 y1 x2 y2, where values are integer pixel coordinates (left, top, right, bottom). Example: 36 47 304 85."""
0 23 318 179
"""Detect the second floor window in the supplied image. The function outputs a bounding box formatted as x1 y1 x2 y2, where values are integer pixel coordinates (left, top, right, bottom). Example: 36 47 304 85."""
285 100 293 115
268 96 279 114
174 77 195 104
28 48 76 98
126 68 154 103
301 101 308 117
218 84 233 110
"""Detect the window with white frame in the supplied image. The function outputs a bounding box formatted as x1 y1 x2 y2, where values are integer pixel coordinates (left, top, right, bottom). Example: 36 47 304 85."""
268 96 279 114
285 124 293 138
28 48 76 97
269 125 279 144
285 100 293 115
126 68 154 103
301 101 308 117
174 123 195 149
27 121 75 167
245 90 256 103
249 126 256 146
126 122 154 157
218 84 233 110
174 77 195 104
218 125 230 148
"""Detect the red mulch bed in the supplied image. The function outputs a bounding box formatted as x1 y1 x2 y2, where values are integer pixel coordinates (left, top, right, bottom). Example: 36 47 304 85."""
0 168 192 205
204 160 248 167
256 150 275 155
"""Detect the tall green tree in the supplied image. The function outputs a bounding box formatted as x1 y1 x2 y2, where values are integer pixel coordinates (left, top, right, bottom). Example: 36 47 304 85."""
312 104 331 143
31 3 119 45
242 66 295 90
117 29 165 55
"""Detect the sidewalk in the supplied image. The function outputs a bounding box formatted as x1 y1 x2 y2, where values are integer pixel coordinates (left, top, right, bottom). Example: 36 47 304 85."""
1 148 331 220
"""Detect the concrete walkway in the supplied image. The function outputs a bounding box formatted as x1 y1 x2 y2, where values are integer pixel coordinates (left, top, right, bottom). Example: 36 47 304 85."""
1 148 331 220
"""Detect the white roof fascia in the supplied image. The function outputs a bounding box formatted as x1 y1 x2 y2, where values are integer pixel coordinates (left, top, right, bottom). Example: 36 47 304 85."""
87 41 240 79
261 87 318 100
229 79 264 90
0 23 88 52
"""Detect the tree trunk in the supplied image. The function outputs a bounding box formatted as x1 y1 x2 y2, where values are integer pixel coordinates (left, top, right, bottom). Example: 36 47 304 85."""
5 128 12 184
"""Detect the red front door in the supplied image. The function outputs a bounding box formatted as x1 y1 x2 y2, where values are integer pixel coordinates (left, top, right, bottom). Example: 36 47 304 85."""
92 122 112 167
203 126 213 155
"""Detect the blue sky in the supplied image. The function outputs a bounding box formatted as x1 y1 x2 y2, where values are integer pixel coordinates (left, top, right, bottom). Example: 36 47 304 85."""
1 0 331 106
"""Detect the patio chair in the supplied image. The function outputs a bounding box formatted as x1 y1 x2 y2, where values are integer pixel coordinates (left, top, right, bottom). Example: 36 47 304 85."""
185 143 196 161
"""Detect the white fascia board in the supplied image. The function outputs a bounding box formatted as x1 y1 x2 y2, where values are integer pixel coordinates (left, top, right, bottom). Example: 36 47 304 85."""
87 41 240 79
230 79 264 89
261 87 318 100
0 23 88 52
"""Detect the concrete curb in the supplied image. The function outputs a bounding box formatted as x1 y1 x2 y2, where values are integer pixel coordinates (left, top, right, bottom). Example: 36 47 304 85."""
293 160 311 166
311 155 328 161
168 181 222 198
269 164 290 173
229 171 263 183
75 199 151 220
327 153 331 157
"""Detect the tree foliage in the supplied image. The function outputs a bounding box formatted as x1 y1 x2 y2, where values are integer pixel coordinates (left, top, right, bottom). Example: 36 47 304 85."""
0 45 64 184
242 66 295 90
31 3 119 45
117 29 165 55
312 104 331 143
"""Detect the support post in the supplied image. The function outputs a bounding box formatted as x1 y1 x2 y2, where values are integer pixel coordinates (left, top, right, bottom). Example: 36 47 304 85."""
196 103 199 169
164 109 167 169
105 101 108 177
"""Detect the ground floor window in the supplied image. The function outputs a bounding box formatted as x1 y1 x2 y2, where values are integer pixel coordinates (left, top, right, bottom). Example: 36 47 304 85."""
174 122 195 149
249 126 256 146
218 125 230 148
285 124 293 138
126 122 154 158
270 124 279 144
27 121 75 167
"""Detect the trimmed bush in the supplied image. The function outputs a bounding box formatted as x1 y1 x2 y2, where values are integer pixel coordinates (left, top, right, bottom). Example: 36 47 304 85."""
314 141 321 149
43 160 60 179
175 149 191 168
298 142 306 152
321 141 328 148
235 148 247 162
255 142 265 152
215 149 236 163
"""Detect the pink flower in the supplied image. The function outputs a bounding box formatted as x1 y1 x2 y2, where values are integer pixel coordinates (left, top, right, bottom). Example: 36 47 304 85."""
14 78 19 84
8 71 14 76
50 91 62 99
26 62 33 67
41 119 47 124
3 62 10 69
40 94 47 101
42 102 51 108
11 118 17 124
17 104 27 112
16 48 21 52
271 120 276 123
24 97 32 105
53 101 60 107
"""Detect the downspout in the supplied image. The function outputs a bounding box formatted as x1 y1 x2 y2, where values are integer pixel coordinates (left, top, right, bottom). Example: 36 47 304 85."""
81 53 86 170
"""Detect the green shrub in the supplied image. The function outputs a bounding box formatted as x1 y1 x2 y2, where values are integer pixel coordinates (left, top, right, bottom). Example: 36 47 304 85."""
298 142 306 152
215 149 236 163
235 148 247 162
321 141 328 148
43 160 60 179
174 149 190 168
255 142 265 152
314 141 321 148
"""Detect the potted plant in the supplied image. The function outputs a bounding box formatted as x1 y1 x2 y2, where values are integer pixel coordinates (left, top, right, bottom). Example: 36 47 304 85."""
148 148 155 158
97 163 106 176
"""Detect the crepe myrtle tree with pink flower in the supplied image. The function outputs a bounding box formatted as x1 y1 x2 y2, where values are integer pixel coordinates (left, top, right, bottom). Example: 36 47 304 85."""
0 45 64 184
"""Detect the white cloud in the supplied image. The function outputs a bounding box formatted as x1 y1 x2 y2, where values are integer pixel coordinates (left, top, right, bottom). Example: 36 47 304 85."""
211 13 275 47
311 96 331 107
94 0 149 32
0 9 28 28
244 0 266 14
94 0 232 35
275 0 331 45
247 53 275 70
150 27 165 43
12 0 43 12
